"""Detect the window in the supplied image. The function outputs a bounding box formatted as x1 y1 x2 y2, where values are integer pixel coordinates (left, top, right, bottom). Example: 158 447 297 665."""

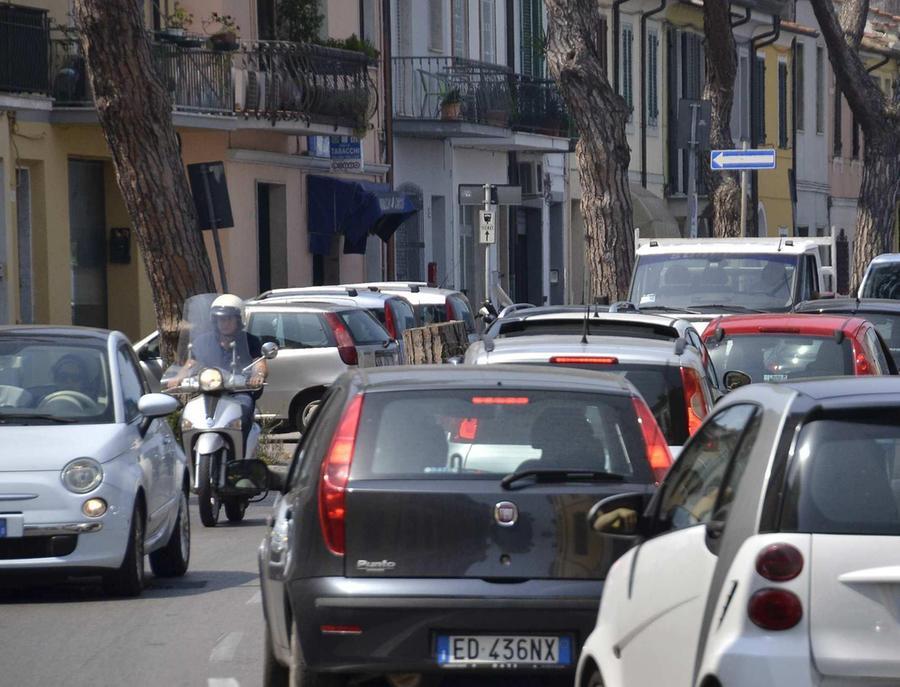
648 31 659 126
257 0 276 40
795 42 805 131
621 24 634 117
797 225 809 237
428 0 443 52
815 46 825 133
520 0 545 77
247 312 332 349
707 334 853 384
451 0 468 57
598 16 609 76
852 114 860 159
833 86 843 157
117 346 146 423
778 60 789 148
480 0 496 64
753 54 766 143
338 310 392 345
739 52 750 141
361 0 378 45
657 405 758 531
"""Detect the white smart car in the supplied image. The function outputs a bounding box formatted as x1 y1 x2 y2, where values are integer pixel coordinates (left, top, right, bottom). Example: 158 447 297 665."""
0 326 190 596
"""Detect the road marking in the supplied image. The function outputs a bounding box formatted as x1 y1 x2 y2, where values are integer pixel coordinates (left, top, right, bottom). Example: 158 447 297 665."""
208 680 240 687
209 632 244 663
246 590 262 605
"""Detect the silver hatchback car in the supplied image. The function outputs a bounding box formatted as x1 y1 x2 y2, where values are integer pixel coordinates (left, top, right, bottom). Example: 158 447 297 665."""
0 326 190 596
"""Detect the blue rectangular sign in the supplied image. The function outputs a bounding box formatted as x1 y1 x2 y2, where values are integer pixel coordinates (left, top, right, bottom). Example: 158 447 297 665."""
710 149 776 170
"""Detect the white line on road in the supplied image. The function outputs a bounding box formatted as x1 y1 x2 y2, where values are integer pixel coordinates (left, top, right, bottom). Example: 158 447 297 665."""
209 632 244 663
208 679 240 687
246 590 262 605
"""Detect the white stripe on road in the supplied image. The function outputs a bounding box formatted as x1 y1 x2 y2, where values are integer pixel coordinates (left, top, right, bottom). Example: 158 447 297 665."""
208 679 240 687
209 632 244 663
246 590 262 605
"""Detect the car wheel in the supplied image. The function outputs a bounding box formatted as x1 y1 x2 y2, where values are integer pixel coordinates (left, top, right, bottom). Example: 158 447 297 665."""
292 391 323 433
197 453 221 527
225 498 247 523
149 490 190 577
263 622 289 687
288 618 346 687
103 501 145 597
587 669 604 687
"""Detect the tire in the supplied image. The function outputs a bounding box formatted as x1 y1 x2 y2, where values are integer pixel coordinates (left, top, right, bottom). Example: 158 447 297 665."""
103 501 145 597
225 498 247 523
263 622 289 687
149 490 190 577
587 669 604 687
288 618 346 687
293 391 323 433
197 453 221 527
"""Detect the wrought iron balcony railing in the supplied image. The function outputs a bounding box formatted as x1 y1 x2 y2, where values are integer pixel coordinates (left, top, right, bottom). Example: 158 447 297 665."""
0 5 50 96
511 75 573 138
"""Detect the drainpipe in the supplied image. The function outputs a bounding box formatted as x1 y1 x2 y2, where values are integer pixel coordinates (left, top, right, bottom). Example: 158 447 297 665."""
382 0 396 280
613 0 636 93
791 36 798 236
866 56 890 73
731 6 751 29
640 0 667 188
749 15 781 236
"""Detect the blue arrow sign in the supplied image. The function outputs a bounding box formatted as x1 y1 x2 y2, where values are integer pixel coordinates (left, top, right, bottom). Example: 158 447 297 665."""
710 149 776 170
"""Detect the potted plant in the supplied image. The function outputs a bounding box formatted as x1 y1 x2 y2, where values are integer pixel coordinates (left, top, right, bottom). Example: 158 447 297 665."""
164 2 193 37
440 87 462 121
206 12 240 51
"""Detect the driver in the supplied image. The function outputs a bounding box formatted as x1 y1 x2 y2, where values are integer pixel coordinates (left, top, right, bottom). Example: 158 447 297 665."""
52 354 94 399
167 294 267 451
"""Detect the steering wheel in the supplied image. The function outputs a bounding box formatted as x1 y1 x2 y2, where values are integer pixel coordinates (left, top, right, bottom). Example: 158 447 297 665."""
38 391 97 414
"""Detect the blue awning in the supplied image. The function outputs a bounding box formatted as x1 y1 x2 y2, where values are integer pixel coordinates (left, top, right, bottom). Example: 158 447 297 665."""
307 175 417 255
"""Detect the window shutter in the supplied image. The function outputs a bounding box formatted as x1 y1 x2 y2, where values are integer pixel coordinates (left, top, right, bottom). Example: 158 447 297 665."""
521 0 533 75
599 16 609 76
833 86 843 156
429 0 444 52
452 0 467 57
480 0 496 64
622 25 633 113
648 32 659 124
396 0 412 56
795 43 805 131
778 61 788 148
815 46 824 133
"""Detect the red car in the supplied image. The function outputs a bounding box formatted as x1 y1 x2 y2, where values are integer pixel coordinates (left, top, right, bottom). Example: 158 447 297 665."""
701 314 897 387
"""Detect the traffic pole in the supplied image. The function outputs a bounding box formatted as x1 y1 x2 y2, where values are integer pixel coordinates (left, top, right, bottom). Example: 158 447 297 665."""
739 140 749 238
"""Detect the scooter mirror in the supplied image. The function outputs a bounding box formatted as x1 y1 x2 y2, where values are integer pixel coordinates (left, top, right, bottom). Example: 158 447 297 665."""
262 342 279 360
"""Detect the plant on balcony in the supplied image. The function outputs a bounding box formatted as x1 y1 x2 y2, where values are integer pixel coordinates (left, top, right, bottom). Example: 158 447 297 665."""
439 87 462 121
164 2 193 37
204 12 240 51
321 34 380 62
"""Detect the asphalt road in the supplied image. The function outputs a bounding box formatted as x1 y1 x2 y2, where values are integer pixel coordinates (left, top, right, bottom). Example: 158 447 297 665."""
0 495 565 687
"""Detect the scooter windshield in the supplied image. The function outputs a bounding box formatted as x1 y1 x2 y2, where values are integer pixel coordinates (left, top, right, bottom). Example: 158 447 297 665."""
162 293 236 384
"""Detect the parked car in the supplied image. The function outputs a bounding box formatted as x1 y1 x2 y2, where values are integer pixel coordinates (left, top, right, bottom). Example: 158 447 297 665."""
0 326 189 596
795 297 900 366
702 313 896 388
259 365 672 686
858 253 900 299
578 376 900 687
243 300 401 431
467 318 719 455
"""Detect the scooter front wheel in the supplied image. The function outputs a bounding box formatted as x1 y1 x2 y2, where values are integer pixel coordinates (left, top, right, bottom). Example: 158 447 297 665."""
197 453 221 527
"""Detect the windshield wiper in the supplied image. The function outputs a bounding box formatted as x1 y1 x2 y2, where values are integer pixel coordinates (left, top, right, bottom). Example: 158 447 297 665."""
501 469 625 490
690 304 765 313
0 412 77 424
639 305 701 315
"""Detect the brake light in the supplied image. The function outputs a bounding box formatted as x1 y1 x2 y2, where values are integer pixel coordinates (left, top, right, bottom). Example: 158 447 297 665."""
320 625 362 636
748 589 803 631
680 367 709 435
325 313 358 366
318 394 364 556
456 418 479 440
471 396 530 405
852 341 872 375
383 304 398 339
756 543 804 581
550 356 619 365
631 396 672 483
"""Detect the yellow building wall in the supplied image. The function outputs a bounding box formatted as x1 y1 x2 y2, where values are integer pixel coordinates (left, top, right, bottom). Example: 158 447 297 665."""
757 43 794 237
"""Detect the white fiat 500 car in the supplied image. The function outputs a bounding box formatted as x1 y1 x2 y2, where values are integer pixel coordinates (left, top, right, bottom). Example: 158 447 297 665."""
578 377 900 687
0 326 190 596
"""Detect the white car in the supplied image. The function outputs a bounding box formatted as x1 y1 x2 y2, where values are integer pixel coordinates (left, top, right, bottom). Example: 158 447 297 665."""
0 326 190 596
577 376 900 686
859 253 900 300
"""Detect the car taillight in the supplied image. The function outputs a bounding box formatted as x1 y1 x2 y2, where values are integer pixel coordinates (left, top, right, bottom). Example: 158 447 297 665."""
852 341 872 375
318 394 364 556
680 367 709 435
325 313 358 366
384 304 398 339
756 543 804 581
550 356 619 365
631 396 672 483
748 589 803 631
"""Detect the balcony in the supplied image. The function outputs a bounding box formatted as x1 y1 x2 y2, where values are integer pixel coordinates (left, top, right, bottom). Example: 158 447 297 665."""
49 37 374 133
0 5 50 97
392 56 572 141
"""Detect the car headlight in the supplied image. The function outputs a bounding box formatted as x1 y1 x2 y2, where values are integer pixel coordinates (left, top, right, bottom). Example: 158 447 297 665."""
199 367 224 392
61 458 103 494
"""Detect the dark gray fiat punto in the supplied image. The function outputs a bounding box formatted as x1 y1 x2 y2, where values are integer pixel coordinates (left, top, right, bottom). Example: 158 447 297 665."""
259 366 672 686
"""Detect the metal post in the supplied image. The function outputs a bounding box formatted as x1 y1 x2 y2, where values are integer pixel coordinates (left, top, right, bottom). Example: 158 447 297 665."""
201 169 229 293
687 103 700 239
483 183 492 307
739 140 750 237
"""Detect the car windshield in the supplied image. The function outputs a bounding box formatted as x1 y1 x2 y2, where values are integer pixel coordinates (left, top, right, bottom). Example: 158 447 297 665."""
350 389 651 482
631 253 797 311
783 412 900 536
706 334 853 384
861 264 900 299
0 335 113 424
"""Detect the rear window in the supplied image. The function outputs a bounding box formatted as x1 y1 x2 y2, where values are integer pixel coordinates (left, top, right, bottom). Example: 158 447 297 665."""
494 321 678 341
448 294 476 333
862 264 900 299
247 312 333 349
350 389 652 482
416 304 447 326
388 298 416 334
782 413 900 536
706 334 853 384
339 310 391 345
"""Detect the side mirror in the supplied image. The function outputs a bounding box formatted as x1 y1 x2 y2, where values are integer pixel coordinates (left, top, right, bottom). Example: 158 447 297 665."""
723 370 752 391
138 393 179 418
262 342 279 360
587 492 647 537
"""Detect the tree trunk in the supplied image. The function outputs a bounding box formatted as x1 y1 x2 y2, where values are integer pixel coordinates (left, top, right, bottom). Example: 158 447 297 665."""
73 0 215 360
543 0 634 302
809 0 900 288
702 0 741 237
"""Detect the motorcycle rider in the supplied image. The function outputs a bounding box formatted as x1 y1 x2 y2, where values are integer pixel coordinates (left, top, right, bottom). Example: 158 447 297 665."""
167 294 268 450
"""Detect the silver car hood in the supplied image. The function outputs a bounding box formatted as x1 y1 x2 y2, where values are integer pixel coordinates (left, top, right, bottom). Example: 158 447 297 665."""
0 424 131 472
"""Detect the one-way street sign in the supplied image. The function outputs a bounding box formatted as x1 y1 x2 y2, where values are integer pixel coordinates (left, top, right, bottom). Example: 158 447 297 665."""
710 149 776 170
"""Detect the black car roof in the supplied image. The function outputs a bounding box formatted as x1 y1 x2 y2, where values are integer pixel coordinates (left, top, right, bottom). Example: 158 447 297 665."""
779 376 900 402
796 298 900 314
0 325 111 341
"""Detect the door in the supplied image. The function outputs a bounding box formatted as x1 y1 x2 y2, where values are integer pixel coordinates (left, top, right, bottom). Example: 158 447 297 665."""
614 404 759 686
17 168 33 323
431 195 446 285
257 182 288 293
0 165 7 324
549 201 565 305
68 160 108 328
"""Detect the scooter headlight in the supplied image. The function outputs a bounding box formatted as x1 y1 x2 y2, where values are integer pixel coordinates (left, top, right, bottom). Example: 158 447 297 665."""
199 368 224 392
61 458 103 494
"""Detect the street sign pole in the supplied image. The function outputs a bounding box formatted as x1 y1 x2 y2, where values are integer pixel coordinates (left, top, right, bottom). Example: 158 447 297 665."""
687 103 700 239
739 140 749 237
483 184 492 307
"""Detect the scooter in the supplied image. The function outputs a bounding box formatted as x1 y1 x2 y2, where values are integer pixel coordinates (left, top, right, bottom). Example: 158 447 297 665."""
168 341 279 527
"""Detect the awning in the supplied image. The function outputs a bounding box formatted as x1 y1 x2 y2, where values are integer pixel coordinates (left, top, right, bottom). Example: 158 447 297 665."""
307 175 417 255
